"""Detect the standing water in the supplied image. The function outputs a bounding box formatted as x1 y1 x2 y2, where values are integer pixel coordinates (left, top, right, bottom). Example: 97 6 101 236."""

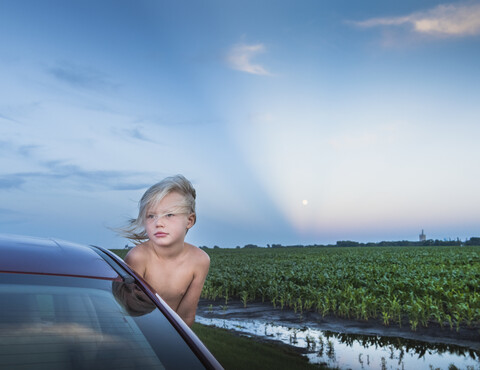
196 316 479 369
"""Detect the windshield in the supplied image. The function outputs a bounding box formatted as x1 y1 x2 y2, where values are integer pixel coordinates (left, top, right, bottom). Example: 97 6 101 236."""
0 273 205 370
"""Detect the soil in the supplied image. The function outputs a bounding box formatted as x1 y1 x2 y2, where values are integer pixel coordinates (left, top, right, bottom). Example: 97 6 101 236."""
197 299 480 352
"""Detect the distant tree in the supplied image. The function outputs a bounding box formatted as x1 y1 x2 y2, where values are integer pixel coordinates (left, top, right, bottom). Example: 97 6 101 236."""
465 237 480 246
243 244 259 249
289 244 304 248
421 239 434 246
336 240 359 247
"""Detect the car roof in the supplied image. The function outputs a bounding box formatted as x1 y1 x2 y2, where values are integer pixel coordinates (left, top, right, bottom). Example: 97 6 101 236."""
0 233 118 279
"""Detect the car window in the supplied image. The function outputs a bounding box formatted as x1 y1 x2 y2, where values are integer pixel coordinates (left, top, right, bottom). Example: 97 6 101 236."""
0 273 205 370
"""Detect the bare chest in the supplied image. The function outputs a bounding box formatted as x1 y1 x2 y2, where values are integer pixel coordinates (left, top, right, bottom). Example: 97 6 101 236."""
143 262 194 310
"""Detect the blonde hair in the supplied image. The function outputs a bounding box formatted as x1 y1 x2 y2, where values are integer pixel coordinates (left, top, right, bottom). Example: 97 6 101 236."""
119 174 196 243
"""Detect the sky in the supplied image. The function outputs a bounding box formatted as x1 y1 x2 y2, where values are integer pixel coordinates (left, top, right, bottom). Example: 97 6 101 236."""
1 0 479 248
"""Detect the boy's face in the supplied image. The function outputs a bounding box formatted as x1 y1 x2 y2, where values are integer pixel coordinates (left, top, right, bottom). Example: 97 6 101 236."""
144 191 195 248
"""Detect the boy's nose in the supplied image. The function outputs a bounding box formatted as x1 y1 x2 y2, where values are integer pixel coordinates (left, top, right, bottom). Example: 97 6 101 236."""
156 215 166 226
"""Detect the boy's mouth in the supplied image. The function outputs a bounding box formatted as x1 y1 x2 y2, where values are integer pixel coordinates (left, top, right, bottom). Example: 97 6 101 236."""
154 232 168 237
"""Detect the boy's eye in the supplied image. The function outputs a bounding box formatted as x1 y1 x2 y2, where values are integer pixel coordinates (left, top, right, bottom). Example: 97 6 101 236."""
147 214 156 219
166 213 175 218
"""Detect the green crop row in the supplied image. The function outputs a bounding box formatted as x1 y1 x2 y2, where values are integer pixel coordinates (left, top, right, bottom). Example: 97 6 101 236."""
201 246 480 332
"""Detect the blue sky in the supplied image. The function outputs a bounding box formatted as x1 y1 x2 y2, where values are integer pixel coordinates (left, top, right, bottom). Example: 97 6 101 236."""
1 0 479 248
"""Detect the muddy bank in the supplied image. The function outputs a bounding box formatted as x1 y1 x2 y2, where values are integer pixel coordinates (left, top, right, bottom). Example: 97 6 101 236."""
197 299 480 351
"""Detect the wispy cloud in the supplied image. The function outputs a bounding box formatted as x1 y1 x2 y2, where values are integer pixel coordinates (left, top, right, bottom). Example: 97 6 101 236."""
0 207 24 225
352 2 480 37
0 161 151 191
0 112 20 124
0 176 25 190
121 126 156 143
226 43 271 75
43 161 151 191
17 145 40 158
47 61 118 91
0 140 41 159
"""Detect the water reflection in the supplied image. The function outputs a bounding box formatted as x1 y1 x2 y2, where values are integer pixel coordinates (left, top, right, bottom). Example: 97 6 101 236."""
112 281 156 316
196 316 480 370
324 331 479 360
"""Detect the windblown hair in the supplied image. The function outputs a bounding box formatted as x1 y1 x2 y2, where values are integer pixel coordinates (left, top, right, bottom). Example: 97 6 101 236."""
118 174 196 244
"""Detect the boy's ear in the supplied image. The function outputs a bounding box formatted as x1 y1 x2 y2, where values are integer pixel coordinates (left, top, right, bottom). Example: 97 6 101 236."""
186 213 196 229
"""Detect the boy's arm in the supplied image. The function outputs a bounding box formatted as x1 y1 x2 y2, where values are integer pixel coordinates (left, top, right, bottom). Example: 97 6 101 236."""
176 251 210 327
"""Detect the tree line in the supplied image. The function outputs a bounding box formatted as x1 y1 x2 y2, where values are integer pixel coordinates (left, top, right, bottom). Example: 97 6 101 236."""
202 237 480 249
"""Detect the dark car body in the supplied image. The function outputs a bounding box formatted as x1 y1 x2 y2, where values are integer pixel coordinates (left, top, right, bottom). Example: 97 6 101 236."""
0 233 222 370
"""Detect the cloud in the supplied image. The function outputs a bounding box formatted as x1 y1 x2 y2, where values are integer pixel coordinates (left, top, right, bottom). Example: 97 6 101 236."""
226 43 271 75
353 2 480 37
0 141 40 161
0 176 25 190
0 207 24 225
0 161 151 192
17 145 40 158
122 126 156 143
0 112 20 124
47 61 118 91
0 208 13 216
42 161 151 191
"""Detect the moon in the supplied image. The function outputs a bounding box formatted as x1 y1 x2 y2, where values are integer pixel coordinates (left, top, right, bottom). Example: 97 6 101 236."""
302 199 308 206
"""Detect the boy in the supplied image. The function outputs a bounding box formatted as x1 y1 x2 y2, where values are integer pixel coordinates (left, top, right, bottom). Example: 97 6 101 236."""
122 175 210 327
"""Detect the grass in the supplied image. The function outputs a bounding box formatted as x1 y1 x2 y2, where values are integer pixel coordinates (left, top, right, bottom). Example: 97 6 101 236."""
192 323 328 370
111 248 129 259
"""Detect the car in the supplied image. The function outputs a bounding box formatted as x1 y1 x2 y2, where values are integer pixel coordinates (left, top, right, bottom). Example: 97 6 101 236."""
0 233 223 370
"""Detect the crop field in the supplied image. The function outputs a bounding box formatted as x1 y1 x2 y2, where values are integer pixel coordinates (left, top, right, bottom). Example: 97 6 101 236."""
201 246 480 332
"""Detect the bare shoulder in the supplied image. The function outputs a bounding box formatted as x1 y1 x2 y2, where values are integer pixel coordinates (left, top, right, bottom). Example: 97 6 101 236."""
185 243 210 269
124 243 150 268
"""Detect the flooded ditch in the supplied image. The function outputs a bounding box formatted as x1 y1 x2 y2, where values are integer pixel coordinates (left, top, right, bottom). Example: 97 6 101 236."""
196 300 480 369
